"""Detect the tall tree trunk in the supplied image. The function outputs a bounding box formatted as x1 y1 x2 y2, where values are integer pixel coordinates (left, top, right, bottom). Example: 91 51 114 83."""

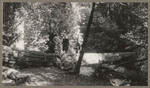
74 3 95 75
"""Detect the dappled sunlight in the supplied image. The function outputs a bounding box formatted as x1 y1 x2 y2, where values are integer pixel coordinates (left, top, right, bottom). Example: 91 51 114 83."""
83 53 105 64
40 73 58 80
2 67 111 86
15 21 25 50
80 67 94 76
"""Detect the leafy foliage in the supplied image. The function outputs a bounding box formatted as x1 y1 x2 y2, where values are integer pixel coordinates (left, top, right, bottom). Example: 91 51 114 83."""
90 2 148 86
86 2 148 52
16 2 91 63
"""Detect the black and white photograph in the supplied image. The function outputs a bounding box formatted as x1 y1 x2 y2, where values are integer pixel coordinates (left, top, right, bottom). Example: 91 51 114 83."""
2 2 148 86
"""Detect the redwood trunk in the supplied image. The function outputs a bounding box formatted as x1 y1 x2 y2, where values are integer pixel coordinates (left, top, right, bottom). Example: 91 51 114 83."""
74 3 96 74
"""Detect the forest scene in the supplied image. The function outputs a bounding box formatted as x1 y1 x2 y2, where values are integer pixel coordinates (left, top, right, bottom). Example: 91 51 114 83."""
2 2 148 86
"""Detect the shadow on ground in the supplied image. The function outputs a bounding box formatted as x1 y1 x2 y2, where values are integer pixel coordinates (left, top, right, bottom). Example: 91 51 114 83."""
3 66 111 86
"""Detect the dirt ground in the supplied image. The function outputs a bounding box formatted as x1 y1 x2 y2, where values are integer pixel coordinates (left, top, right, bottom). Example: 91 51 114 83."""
2 66 111 86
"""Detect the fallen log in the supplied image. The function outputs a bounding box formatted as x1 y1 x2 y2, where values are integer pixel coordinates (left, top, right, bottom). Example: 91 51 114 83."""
114 58 147 69
2 66 31 84
16 50 61 59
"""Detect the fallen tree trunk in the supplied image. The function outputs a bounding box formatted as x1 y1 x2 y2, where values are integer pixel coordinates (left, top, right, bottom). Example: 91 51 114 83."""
114 58 147 69
2 66 31 84
16 50 61 59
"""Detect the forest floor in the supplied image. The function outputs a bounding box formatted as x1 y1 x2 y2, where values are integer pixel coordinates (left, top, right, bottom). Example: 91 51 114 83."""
3 53 112 86
2 66 111 86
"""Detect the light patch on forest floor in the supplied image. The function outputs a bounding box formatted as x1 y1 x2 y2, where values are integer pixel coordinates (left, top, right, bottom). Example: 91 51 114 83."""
83 53 106 64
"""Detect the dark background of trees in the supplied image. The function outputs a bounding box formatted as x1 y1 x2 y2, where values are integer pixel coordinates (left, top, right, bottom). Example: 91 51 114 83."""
85 3 148 53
